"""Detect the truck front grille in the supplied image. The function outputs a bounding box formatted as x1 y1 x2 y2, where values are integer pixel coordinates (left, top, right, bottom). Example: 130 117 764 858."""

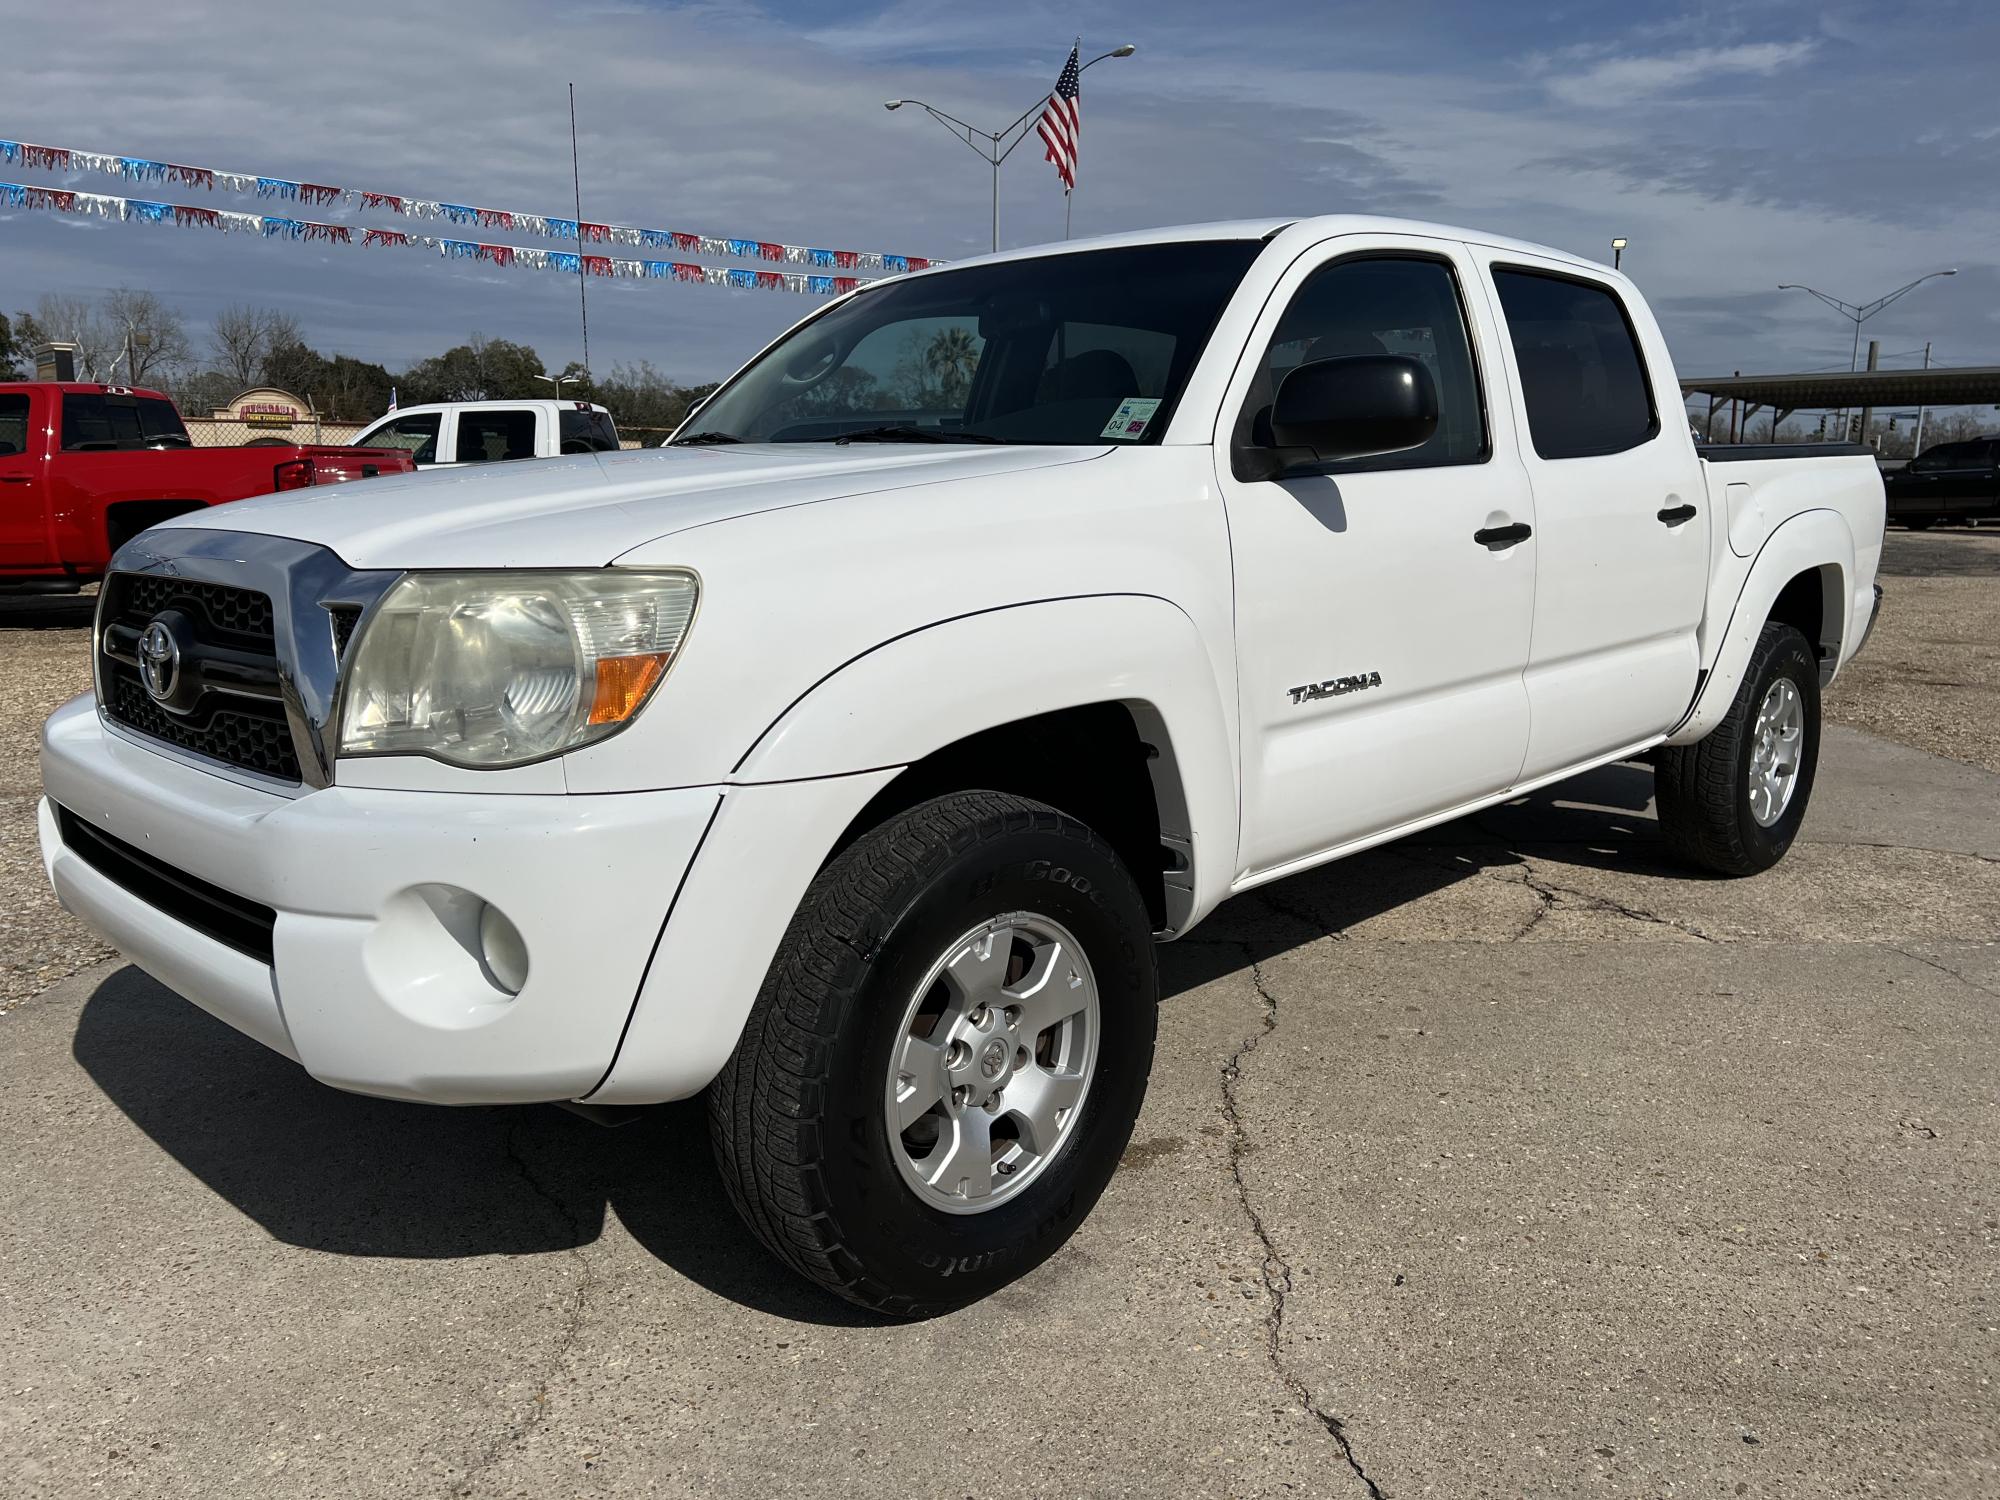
98 572 301 782
55 803 277 963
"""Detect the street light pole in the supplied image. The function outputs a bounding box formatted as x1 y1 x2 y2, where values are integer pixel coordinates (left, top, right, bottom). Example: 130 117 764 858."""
1778 270 1956 439
1611 236 1627 271
885 44 1136 253
535 372 580 398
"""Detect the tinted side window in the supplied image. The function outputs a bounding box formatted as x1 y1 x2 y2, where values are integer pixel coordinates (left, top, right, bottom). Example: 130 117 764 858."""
558 409 620 453
1493 269 1658 460
1244 256 1487 470
0 394 29 456
360 413 441 464
456 410 538 462
60 395 190 451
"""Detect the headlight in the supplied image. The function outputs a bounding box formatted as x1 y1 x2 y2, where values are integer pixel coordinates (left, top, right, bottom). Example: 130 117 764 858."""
338 570 698 768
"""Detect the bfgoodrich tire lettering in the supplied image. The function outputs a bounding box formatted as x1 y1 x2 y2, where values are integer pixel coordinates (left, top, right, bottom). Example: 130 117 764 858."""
708 791 1158 1316
1656 620 1822 876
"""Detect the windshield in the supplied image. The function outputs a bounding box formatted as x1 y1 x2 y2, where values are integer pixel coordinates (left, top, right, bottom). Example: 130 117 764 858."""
678 241 1264 446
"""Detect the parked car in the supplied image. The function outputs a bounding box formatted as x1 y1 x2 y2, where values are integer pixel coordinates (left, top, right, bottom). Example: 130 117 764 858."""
349 399 620 467
40 216 1885 1314
1882 437 2000 528
0 383 414 593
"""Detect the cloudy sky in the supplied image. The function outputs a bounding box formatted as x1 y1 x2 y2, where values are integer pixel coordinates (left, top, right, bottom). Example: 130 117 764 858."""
4 0 1996 394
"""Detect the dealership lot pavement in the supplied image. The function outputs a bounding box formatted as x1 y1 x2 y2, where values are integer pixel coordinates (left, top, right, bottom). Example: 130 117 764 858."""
3 533 1997 1498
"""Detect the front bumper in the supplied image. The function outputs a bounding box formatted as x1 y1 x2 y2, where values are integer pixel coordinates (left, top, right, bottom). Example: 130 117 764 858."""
40 694 718 1104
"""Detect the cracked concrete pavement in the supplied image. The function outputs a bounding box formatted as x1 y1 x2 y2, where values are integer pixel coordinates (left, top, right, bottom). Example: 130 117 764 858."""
4 723 1995 1498
3 530 1998 1498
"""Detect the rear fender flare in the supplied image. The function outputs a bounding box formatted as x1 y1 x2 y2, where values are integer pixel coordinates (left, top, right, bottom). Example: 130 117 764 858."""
1667 508 1853 746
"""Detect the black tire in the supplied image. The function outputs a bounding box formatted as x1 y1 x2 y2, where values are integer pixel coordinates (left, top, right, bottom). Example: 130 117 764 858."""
1655 621 1821 876
708 791 1158 1317
1902 518 1934 530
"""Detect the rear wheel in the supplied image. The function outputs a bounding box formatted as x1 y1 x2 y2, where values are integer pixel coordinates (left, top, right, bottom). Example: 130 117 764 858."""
1655 621 1821 875
708 791 1158 1316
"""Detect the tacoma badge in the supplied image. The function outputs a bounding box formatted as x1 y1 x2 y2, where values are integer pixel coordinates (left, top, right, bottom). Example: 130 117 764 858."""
1289 671 1382 704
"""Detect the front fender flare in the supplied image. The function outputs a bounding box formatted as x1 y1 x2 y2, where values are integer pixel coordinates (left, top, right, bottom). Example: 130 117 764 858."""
736 593 1239 923
1666 508 1853 746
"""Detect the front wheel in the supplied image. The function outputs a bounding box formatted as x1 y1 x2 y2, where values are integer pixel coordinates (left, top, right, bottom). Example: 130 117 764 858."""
1655 621 1822 875
709 791 1158 1316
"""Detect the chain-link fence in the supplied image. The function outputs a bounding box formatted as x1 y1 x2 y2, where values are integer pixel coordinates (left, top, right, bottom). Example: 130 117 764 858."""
183 416 366 448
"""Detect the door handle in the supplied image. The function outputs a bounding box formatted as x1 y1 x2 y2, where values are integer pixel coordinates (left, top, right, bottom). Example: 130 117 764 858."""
1473 521 1532 550
0 476 30 484
1657 503 1697 525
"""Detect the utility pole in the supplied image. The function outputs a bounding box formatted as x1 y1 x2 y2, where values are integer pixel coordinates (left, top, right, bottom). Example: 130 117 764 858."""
1855 339 1879 447
569 82 591 375
1911 341 1932 457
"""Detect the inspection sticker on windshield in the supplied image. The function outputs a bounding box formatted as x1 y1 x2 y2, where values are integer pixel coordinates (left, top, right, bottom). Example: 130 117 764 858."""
1101 397 1162 440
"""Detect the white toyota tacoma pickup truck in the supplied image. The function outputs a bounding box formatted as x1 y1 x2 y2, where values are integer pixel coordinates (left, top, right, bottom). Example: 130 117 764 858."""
40 216 1884 1315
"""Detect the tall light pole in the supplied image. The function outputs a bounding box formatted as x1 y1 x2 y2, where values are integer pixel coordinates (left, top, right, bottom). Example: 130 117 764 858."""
535 372 582 398
1611 237 1627 271
885 44 1136 253
1779 269 1956 438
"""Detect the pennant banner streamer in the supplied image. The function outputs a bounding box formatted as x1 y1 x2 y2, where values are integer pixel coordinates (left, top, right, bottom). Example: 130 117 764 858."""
0 137 935 273
0 182 869 297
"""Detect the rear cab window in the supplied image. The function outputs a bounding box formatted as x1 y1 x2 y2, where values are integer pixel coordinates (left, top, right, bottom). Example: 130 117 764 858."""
59 393 191 452
1491 268 1658 459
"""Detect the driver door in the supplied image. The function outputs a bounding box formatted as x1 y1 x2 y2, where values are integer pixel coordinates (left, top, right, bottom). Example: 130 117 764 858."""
1214 236 1538 879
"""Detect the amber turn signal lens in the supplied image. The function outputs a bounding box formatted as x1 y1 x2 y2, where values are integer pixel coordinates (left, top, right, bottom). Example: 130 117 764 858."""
587 652 670 725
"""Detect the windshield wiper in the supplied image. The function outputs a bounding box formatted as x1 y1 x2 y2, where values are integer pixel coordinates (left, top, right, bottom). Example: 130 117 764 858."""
828 425 1009 446
670 430 745 445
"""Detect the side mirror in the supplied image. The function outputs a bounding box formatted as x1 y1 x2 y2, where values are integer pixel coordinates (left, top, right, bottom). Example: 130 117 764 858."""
1237 354 1439 481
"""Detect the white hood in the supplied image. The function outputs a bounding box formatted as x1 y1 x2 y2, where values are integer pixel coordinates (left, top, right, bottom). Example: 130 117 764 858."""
160 444 1106 570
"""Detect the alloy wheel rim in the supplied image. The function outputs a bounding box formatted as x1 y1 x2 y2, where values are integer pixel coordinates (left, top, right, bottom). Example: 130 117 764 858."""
884 912 1100 1215
1748 677 1805 827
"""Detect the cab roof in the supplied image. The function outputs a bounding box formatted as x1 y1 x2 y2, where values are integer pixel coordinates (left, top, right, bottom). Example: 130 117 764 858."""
915 215 1611 279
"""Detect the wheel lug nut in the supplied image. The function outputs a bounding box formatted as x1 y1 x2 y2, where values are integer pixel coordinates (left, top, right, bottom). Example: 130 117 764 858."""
1002 1005 1022 1029
945 1040 970 1071
970 1006 990 1028
952 1085 972 1108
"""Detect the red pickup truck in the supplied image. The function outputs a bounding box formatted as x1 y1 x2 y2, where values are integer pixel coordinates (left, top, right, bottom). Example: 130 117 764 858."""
0 383 415 592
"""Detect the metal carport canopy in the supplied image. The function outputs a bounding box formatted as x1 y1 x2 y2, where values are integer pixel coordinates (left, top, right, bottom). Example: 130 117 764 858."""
1680 366 2000 411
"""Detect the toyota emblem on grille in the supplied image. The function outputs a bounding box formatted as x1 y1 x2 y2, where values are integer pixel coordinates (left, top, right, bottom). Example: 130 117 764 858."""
137 619 182 703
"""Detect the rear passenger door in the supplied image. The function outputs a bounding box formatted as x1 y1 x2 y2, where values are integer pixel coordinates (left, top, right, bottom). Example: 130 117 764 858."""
1479 254 1709 778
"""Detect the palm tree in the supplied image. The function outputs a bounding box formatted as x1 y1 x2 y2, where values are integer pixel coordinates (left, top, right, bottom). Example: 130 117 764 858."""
922 326 982 400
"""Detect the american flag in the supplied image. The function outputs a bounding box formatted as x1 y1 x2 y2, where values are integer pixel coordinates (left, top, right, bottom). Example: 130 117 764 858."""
1037 44 1082 193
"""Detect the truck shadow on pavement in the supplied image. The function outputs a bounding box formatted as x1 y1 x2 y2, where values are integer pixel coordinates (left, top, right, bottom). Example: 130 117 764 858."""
0 594 96 629
71 759 1666 1325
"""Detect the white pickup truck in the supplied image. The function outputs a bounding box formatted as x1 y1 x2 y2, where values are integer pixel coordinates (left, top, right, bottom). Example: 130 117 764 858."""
40 216 1884 1315
350 398 620 466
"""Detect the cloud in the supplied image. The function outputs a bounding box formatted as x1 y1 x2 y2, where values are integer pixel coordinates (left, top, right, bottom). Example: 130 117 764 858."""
0 0 1994 392
1542 40 1819 108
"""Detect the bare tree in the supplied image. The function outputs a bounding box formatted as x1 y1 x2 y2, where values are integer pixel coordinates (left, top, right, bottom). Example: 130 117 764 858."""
100 288 191 385
33 293 114 380
209 304 304 388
